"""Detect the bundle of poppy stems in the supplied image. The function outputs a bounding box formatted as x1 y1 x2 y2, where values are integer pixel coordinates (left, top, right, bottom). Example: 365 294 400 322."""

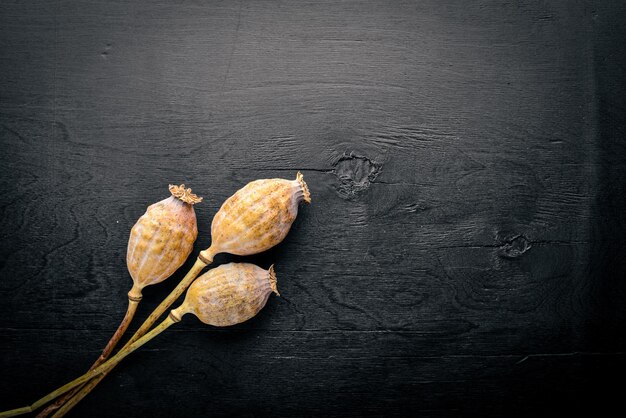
0 173 311 418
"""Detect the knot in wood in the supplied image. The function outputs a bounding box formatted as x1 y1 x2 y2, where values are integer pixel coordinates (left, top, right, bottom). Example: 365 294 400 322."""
333 153 381 199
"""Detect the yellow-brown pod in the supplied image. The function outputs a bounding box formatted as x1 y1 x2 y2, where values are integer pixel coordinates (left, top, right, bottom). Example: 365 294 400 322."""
199 172 310 263
171 263 278 327
127 184 201 300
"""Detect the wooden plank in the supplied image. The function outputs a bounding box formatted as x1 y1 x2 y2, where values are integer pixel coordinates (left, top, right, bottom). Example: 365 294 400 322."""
0 329 623 416
1 0 625 416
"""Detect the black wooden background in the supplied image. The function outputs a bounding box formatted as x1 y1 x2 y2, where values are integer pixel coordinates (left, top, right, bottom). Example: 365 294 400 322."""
1 1 625 417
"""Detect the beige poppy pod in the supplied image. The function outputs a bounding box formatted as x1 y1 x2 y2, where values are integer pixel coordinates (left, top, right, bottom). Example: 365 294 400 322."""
170 263 279 327
199 172 310 263
127 184 201 300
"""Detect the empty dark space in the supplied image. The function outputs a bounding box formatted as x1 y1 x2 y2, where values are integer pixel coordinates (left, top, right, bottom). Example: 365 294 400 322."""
1 1 625 417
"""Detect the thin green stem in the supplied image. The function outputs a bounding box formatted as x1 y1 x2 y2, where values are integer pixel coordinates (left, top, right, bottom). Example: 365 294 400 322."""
0 316 177 418
35 299 140 418
48 256 208 417
130 257 207 346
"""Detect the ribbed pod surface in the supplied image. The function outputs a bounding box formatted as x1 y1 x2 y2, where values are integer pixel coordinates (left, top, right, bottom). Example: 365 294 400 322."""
126 185 200 298
174 263 278 327
202 172 310 261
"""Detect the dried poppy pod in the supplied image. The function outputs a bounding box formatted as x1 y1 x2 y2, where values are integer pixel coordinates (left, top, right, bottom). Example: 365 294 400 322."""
31 184 202 418
103 183 200 358
48 173 309 417
199 171 310 263
171 262 279 326
127 184 201 300
3 264 279 418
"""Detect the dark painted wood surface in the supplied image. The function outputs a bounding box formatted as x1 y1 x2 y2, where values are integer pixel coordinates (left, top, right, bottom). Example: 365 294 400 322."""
1 1 625 416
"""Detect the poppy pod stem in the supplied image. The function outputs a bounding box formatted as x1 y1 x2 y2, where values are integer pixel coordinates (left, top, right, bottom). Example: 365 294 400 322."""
0 316 179 418
50 315 180 418
198 247 216 265
129 257 207 345
94 298 140 365
48 257 210 417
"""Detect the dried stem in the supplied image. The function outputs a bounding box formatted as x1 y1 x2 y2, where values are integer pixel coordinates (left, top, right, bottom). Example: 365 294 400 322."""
0 315 177 418
49 256 210 417
34 299 140 418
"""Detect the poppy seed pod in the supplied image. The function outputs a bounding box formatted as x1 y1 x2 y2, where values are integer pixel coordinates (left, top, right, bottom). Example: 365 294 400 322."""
171 263 279 327
17 185 203 418
15 176 310 417
199 172 310 263
127 184 201 300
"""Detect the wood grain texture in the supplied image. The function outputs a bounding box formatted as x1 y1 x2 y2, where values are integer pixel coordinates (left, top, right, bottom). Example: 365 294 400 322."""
1 0 625 416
